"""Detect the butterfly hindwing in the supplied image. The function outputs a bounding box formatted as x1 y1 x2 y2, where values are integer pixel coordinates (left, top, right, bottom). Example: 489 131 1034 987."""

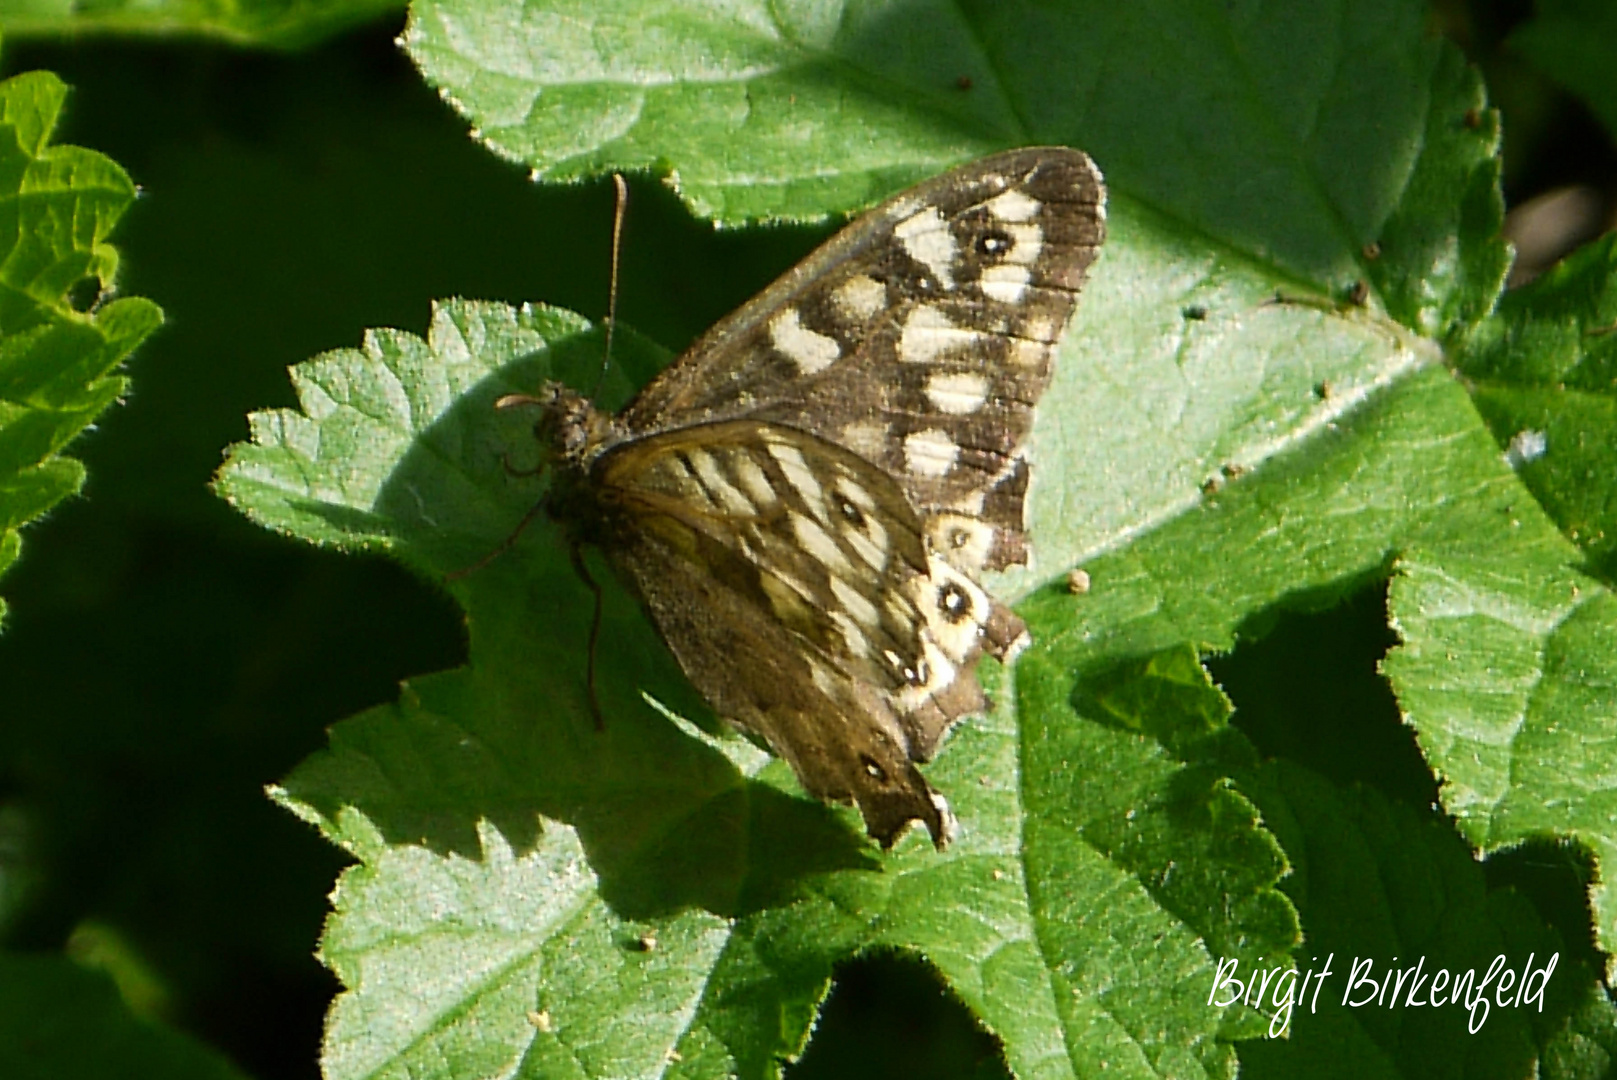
532 148 1106 847
598 420 930 696
597 421 1026 844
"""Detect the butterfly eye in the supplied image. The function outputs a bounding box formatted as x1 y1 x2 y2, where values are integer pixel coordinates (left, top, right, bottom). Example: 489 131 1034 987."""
976 229 1012 257
937 581 973 622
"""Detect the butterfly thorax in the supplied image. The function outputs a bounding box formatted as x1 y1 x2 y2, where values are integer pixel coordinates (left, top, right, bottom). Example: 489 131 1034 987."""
525 381 629 544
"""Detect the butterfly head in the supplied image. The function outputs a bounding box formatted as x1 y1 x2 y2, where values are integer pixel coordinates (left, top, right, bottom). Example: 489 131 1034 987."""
498 382 616 471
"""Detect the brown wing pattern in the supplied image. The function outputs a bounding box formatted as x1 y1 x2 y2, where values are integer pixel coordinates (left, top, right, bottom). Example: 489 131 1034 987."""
596 421 1027 846
620 148 1106 574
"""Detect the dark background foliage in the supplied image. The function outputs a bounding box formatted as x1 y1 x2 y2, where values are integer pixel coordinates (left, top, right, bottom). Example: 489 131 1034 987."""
0 2 1612 1077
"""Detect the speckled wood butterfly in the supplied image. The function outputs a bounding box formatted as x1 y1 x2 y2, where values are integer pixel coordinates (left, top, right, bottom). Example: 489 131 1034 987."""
509 148 1105 848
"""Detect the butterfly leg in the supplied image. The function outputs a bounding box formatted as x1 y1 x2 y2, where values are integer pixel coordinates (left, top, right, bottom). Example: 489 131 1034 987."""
568 541 607 731
443 491 553 581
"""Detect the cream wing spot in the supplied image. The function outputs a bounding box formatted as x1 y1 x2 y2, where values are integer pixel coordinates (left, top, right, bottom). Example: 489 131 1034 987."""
842 525 887 573
893 207 958 288
769 308 841 375
1002 222 1044 265
759 570 816 626
885 593 918 638
791 511 854 574
980 264 1032 303
950 490 987 515
899 305 983 364
832 274 887 323
767 441 829 520
808 659 840 699
1021 313 1059 342
838 420 889 462
830 611 871 660
832 475 878 514
925 371 991 415
763 563 816 602
686 448 755 515
730 452 777 508
986 188 1040 222
903 428 959 479
829 574 883 632
659 455 716 509
1008 337 1046 367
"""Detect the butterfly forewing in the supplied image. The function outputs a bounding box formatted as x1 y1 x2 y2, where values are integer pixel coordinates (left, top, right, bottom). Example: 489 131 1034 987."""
536 148 1106 847
621 148 1106 575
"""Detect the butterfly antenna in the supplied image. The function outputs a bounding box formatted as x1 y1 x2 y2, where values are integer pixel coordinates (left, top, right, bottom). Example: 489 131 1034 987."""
591 173 630 402
567 542 607 730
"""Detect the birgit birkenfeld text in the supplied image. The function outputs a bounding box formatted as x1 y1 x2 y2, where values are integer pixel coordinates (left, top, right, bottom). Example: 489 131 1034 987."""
1208 952 1559 1037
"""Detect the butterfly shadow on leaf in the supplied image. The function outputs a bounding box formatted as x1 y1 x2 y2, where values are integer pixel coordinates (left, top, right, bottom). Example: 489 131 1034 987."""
284 325 880 921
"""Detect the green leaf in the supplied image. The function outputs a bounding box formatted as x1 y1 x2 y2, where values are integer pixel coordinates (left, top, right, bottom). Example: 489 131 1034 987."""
0 69 161 627
1019 350 1617 969
223 297 1299 1079
1542 979 1617 1079
1424 236 1617 982
0 952 251 1080
215 1 1617 1075
1452 232 1617 580
1510 0 1617 144
0 0 404 50
1384 564 1617 966
221 302 1614 1077
404 0 1506 335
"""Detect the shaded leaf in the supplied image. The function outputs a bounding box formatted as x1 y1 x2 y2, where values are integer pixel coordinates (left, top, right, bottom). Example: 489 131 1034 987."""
0 953 250 1080
1541 979 1617 1080
0 0 403 50
1236 763 1592 1080
1510 0 1617 145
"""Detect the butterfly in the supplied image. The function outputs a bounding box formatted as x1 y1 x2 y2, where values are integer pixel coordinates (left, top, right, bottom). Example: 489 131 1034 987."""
507 147 1105 848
